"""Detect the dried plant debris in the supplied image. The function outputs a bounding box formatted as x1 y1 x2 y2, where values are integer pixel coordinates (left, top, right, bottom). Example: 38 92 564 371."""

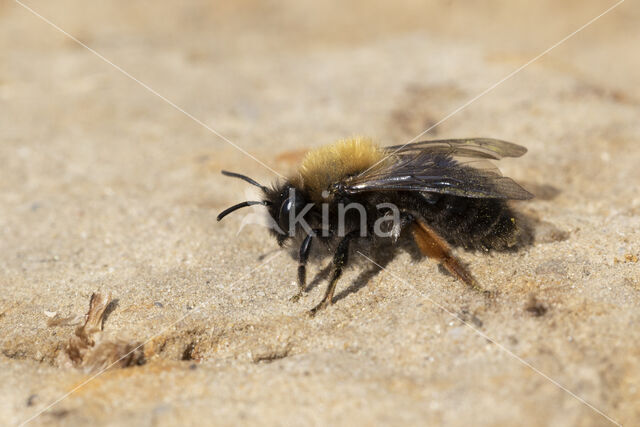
45 310 84 327
61 293 145 372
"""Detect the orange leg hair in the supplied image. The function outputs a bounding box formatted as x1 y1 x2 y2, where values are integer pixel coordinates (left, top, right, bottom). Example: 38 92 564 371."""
411 220 483 292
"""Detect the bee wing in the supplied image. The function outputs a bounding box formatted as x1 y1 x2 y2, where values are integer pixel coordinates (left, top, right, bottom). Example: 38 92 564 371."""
385 138 528 159
341 139 533 200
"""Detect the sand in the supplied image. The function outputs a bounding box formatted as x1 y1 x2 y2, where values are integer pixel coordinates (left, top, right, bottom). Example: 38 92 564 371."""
1 1 639 425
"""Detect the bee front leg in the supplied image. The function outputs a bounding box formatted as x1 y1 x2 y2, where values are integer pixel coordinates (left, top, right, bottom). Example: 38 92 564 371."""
309 230 358 316
291 233 314 302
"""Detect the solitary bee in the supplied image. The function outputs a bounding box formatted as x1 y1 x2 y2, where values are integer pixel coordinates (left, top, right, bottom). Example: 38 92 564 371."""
218 137 533 314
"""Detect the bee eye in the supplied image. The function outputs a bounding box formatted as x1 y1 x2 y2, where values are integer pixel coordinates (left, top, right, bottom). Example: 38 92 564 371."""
278 193 306 233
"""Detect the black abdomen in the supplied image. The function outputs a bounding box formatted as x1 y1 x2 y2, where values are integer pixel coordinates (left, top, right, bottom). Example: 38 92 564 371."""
416 193 520 251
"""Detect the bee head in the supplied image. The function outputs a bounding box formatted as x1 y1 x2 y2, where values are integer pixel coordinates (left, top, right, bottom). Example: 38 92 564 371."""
263 183 309 246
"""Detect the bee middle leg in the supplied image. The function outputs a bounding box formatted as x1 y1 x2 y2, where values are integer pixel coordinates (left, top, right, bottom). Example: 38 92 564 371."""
291 233 314 302
309 230 359 316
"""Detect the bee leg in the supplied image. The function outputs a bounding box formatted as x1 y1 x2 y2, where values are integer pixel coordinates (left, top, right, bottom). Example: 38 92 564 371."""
291 233 314 302
411 219 483 292
309 230 357 316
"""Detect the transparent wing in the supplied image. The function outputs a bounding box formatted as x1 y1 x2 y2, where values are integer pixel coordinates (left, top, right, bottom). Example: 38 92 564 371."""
385 138 528 159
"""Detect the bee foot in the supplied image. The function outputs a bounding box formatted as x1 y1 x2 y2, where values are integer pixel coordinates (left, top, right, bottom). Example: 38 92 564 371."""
308 299 332 316
289 292 304 303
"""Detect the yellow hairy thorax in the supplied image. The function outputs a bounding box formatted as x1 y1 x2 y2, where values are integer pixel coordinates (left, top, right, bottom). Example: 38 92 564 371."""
295 137 384 199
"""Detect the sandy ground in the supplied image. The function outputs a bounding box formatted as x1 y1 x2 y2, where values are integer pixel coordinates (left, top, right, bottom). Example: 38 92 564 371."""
1 0 640 425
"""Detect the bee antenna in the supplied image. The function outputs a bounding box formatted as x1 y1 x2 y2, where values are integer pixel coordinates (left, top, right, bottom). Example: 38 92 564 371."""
217 200 270 221
221 170 269 192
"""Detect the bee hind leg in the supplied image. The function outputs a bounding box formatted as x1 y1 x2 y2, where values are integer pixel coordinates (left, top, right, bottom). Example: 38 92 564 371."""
309 230 359 316
411 219 484 293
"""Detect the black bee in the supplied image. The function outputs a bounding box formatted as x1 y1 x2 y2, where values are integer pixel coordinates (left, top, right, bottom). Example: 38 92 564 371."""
217 137 533 314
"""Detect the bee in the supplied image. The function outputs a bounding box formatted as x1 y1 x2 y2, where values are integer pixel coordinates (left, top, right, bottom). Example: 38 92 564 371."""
218 137 533 314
